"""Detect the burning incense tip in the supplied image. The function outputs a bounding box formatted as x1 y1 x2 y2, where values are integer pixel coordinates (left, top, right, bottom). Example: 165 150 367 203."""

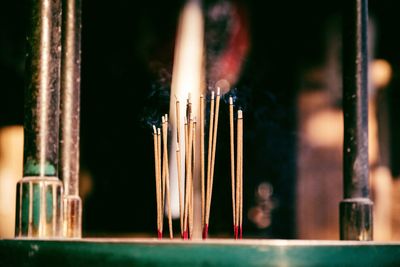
216 87 220 96
157 128 161 135
165 114 169 122
238 109 243 119
234 225 239 240
153 125 157 134
158 230 163 239
162 116 165 123
202 224 209 239
229 96 233 105
211 91 215 99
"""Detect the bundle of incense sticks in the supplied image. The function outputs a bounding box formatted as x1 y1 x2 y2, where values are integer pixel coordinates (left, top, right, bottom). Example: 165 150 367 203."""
176 90 220 240
152 88 243 240
229 97 244 239
183 101 195 239
169 94 196 239
175 90 220 240
152 115 173 239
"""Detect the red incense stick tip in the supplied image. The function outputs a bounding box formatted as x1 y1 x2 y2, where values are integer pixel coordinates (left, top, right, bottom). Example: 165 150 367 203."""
157 230 163 239
202 224 209 240
182 231 188 240
240 226 243 239
234 225 239 240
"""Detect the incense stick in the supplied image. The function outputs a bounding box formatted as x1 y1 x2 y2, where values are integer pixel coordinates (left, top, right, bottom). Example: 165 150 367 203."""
153 126 161 238
183 116 188 238
161 117 166 217
189 117 196 238
182 116 188 239
184 116 189 174
192 117 196 176
157 128 163 237
235 111 241 239
204 91 215 239
183 116 193 239
189 179 194 239
205 88 221 238
200 94 205 231
238 110 243 239
175 96 181 144
175 97 184 236
162 115 173 239
187 96 193 237
176 145 183 236
229 97 236 237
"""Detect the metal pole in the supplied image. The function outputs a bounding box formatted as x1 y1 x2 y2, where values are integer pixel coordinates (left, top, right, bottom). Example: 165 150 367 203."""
340 0 373 241
15 0 63 238
60 0 82 238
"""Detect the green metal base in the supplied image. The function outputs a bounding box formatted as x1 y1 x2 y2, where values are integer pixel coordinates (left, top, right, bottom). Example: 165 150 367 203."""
15 177 63 238
2 239 400 266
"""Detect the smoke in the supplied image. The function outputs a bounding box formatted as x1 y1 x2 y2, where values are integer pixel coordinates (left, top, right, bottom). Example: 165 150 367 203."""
140 64 171 129
222 87 249 112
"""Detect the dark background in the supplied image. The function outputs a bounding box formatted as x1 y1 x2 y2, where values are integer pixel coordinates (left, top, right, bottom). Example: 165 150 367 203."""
1 0 400 238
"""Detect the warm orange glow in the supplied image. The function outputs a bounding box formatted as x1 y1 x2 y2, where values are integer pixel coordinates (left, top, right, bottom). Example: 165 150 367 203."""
0 126 23 238
371 59 392 89
371 166 392 241
305 109 343 148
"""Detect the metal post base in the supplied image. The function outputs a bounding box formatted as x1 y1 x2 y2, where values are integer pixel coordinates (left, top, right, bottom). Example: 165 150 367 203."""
15 177 63 238
340 198 373 241
63 195 82 238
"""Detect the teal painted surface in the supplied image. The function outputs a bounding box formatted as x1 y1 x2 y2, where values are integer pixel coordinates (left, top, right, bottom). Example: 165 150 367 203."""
46 185 53 223
2 240 400 267
32 184 40 230
24 159 56 176
15 183 20 235
21 183 30 236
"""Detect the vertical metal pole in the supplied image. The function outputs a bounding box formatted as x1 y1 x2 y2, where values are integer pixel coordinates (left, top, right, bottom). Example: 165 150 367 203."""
340 0 373 241
60 0 82 238
16 0 63 238
23 0 62 178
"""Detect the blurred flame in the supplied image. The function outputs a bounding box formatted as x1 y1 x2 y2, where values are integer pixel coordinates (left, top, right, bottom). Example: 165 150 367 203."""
168 0 204 220
0 126 23 238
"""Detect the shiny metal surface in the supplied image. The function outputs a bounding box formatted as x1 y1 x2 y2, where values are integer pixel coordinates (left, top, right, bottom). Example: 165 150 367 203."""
23 0 62 177
59 0 82 238
60 0 81 197
340 198 373 240
341 0 373 240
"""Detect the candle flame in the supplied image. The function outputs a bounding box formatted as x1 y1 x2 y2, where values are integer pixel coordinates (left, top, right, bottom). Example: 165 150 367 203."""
168 0 204 220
